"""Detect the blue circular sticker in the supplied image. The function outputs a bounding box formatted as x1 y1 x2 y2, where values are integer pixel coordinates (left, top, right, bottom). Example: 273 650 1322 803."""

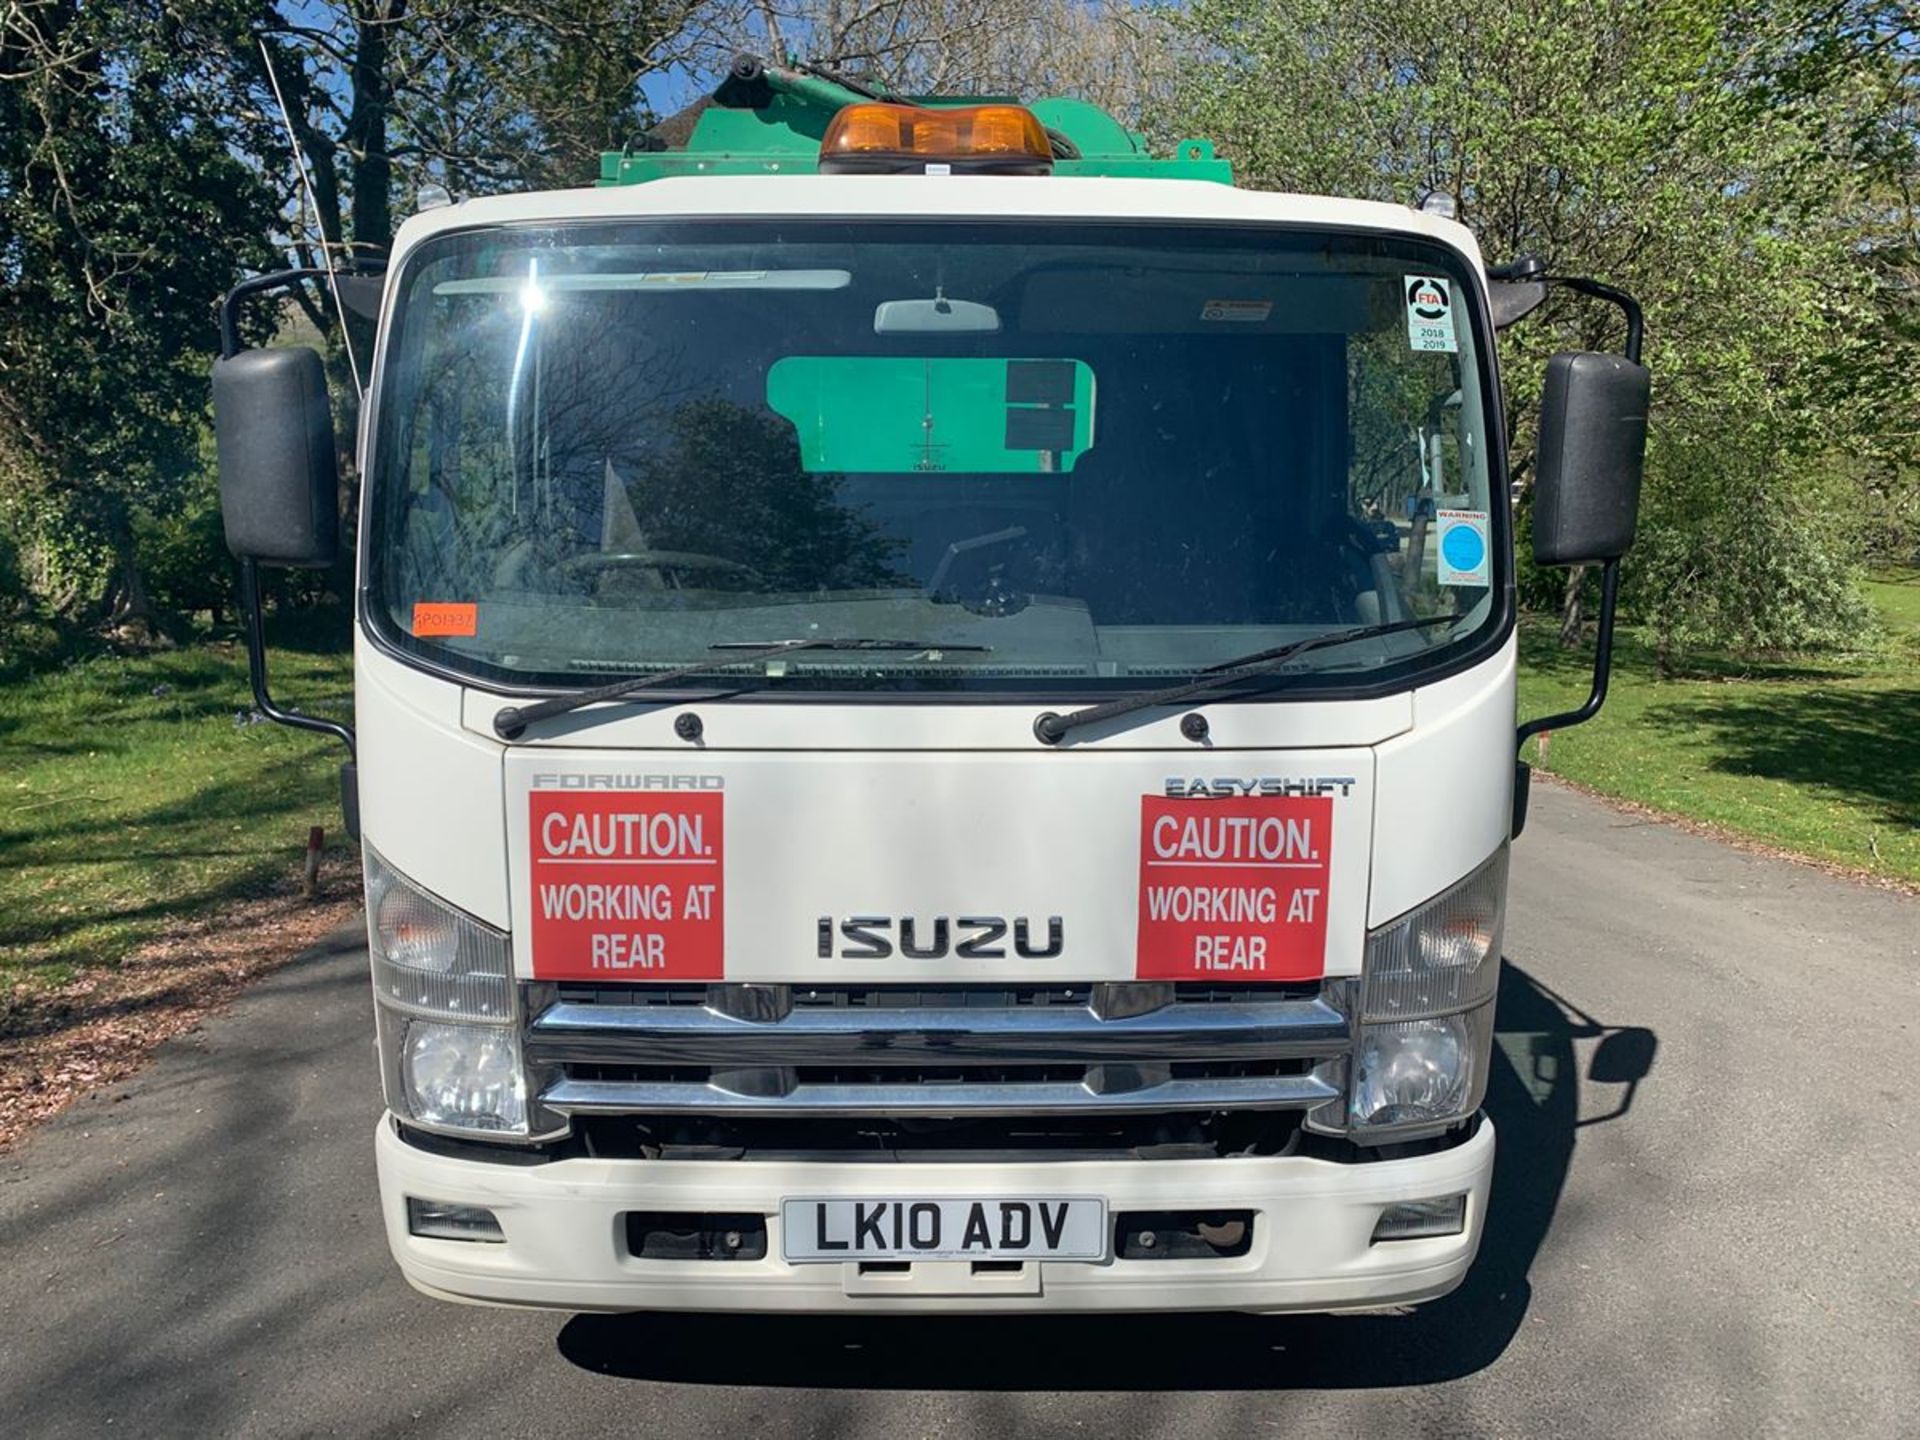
1441 523 1486 574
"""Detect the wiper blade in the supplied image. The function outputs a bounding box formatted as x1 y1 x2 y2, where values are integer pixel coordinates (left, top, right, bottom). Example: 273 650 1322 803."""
493 637 988 740
1032 614 1459 746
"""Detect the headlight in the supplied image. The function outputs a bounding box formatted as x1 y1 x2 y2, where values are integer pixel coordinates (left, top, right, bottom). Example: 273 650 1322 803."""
1313 847 1508 1141
1348 1007 1493 1130
398 1018 528 1133
365 846 512 1021
363 849 558 1140
1361 845 1507 1022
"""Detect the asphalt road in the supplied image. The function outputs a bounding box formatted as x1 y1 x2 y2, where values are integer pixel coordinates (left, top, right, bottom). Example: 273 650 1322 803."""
3 784 1916 1438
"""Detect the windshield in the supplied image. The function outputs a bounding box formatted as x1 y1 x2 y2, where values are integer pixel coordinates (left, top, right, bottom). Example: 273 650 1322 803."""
368 221 1504 695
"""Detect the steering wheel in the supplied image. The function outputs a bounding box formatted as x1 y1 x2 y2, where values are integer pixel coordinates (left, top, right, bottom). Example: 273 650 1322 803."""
925 525 1029 601
559 551 766 588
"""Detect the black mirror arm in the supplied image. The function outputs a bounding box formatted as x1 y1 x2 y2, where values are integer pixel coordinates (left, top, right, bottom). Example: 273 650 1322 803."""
1544 276 1644 364
220 269 331 359
238 555 355 760
218 263 387 360
1516 557 1620 755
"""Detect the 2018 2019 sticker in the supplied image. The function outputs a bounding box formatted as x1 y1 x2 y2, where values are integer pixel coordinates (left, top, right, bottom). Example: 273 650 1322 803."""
529 791 723 979
1135 794 1332 980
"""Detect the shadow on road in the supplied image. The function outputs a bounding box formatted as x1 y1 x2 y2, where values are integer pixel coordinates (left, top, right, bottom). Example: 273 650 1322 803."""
558 959 1656 1391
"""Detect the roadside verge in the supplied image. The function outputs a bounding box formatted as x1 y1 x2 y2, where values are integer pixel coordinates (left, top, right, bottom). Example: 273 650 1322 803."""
0 869 359 1151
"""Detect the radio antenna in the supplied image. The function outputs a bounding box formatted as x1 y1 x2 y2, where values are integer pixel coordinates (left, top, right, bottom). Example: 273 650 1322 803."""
259 38 365 401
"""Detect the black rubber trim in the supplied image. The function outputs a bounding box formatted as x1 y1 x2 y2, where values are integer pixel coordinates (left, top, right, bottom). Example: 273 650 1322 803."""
392 1116 575 1165
624 1211 769 1260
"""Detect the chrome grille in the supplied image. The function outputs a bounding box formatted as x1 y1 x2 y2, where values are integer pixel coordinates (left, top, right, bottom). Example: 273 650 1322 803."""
529 982 1349 1118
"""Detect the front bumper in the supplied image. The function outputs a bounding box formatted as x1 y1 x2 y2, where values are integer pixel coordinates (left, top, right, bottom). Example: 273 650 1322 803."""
375 1115 1494 1314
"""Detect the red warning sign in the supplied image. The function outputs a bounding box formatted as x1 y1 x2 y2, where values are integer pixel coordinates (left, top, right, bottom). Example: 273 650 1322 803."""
529 791 723 980
1136 794 1332 981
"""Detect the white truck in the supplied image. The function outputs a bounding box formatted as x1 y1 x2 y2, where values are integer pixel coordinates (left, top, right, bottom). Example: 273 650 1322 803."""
212 59 1648 1315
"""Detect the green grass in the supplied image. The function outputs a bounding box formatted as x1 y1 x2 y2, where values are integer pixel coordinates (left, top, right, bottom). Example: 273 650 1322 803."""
1863 566 1920 644
1518 566 1920 885
0 629 354 999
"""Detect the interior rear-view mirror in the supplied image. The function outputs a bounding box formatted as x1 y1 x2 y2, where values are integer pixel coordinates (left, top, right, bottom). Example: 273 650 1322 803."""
874 294 1001 334
1531 350 1650 566
212 346 340 568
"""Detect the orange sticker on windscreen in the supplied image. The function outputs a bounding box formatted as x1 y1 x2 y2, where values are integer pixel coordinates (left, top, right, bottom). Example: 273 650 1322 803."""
411 602 477 637
1136 794 1332 981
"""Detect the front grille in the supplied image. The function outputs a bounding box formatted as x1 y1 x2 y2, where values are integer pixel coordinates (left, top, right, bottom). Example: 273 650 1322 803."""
528 981 1350 1123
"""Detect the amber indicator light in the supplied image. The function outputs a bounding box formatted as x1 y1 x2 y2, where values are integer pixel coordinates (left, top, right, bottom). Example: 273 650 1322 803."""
820 103 1054 173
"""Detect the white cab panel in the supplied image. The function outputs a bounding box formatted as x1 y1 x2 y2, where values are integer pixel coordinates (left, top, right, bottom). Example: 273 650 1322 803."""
356 644 509 928
1367 632 1517 926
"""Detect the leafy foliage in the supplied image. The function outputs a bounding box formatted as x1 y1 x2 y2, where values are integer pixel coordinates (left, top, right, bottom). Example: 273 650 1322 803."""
0 0 277 631
1176 0 1919 655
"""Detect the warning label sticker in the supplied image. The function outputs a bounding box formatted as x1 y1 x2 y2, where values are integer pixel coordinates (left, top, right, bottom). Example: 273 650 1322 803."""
1136 794 1332 981
1436 507 1492 586
1404 274 1458 353
529 791 723 980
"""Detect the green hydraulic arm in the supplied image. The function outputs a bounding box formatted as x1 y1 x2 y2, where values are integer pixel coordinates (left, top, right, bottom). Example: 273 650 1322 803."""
599 54 1231 187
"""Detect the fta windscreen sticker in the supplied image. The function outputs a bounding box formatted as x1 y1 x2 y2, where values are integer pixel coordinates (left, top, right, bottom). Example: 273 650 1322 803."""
1436 508 1492 587
529 786 724 980
1136 794 1332 981
1405 275 1458 353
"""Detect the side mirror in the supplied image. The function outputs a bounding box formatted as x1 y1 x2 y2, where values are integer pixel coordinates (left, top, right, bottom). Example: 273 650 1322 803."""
212 347 339 568
1486 253 1548 329
1531 351 1650 566
1488 278 1547 329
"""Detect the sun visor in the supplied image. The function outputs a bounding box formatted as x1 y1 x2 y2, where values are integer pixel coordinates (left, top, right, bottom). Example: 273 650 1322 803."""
1017 271 1379 335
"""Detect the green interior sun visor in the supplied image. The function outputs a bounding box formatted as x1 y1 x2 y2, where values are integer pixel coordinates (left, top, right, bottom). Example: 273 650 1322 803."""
767 357 1096 474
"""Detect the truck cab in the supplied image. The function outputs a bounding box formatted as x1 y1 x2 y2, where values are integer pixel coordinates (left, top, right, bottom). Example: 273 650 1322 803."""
213 64 1647 1314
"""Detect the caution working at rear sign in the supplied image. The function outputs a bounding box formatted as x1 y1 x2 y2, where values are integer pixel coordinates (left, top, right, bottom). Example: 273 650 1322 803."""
1136 794 1332 980
528 790 723 979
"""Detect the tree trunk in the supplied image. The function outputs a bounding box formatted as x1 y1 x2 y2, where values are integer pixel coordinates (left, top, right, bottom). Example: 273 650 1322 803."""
1557 563 1589 648
103 524 154 641
345 2 400 258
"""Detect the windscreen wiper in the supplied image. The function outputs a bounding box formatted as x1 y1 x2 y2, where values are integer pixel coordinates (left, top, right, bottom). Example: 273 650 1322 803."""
493 637 988 740
1031 614 1460 746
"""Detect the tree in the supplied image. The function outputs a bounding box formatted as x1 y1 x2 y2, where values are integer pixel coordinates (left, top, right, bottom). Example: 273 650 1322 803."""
181 1 712 273
0 1 278 632
180 0 715 502
1176 0 1914 658
1 0 715 637
712 0 1175 122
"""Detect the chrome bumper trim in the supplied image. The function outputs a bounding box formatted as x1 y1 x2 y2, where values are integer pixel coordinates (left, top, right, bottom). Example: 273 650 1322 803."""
540 1072 1342 1117
525 996 1347 1068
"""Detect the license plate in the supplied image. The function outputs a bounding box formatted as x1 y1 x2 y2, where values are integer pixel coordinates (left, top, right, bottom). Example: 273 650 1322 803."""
781 1196 1108 1263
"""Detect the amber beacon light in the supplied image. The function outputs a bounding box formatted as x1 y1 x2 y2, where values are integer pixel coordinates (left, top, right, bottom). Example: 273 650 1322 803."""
819 103 1055 175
